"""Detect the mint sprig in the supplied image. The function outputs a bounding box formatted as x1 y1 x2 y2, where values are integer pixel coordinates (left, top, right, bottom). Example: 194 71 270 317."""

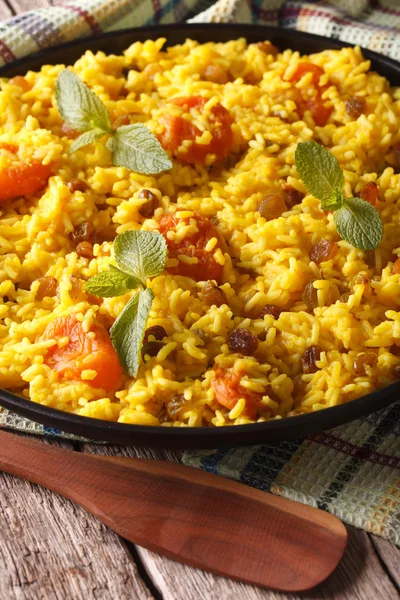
295 141 383 250
85 229 168 376
55 70 172 175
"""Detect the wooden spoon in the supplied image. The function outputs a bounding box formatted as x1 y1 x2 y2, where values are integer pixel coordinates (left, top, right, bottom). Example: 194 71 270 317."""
0 429 347 591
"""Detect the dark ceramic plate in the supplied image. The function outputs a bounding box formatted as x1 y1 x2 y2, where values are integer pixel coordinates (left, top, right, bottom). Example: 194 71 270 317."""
0 23 399 448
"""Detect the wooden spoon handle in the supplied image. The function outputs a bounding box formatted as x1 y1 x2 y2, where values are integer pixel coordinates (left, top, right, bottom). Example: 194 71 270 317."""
0 429 347 591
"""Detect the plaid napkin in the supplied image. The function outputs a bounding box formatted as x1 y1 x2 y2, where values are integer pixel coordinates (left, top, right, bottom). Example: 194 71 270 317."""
0 0 399 544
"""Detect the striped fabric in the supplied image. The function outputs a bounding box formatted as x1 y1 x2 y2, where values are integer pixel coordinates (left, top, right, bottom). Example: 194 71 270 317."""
0 0 399 544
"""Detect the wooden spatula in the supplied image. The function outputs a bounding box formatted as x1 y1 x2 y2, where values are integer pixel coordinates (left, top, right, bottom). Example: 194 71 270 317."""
0 429 346 591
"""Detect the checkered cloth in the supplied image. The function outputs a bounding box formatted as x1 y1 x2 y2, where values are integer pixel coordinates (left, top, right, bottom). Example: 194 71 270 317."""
0 0 399 544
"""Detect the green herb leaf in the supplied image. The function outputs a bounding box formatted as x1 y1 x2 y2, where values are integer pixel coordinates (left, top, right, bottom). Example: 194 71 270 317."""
110 287 154 376
107 124 172 175
84 265 142 298
333 197 383 250
55 69 112 133
113 229 168 285
295 141 344 203
69 129 106 153
321 187 344 211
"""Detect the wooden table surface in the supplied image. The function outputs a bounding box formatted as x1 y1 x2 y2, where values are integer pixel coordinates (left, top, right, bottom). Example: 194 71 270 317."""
0 1 399 598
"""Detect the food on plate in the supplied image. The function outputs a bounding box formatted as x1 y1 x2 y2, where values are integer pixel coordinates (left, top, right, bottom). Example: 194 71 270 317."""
1 37 400 427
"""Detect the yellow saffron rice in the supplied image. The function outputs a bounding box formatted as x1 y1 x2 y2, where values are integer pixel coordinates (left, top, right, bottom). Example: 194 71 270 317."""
1 37 400 427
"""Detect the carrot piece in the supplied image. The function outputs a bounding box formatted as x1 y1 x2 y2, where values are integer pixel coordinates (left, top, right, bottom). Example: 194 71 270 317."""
289 63 325 86
42 315 123 391
212 368 262 419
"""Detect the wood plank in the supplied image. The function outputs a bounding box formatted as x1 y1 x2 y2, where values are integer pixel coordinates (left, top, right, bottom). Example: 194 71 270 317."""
83 443 399 600
0 437 154 600
0 2 14 20
9 0 51 11
369 534 400 590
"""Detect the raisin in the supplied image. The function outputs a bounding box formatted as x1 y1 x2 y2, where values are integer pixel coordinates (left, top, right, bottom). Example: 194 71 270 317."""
138 189 159 218
71 222 94 244
35 276 58 300
360 181 379 206
310 239 338 264
142 341 165 358
282 185 305 209
76 241 93 259
259 304 283 319
95 226 117 244
345 97 366 119
393 365 400 379
67 179 88 193
256 41 278 56
204 64 228 84
257 193 287 221
192 328 209 344
352 274 371 296
228 329 258 356
340 292 351 303
69 276 83 300
353 352 377 375
166 395 187 421
301 345 321 374
143 325 167 344
302 281 319 310
202 282 226 307
392 258 400 274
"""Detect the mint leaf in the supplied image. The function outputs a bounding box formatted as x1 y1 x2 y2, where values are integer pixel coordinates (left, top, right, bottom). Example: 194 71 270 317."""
333 197 383 250
56 69 112 133
84 265 142 297
321 187 344 211
107 124 172 175
70 129 106 153
113 230 167 284
295 141 344 203
110 287 154 376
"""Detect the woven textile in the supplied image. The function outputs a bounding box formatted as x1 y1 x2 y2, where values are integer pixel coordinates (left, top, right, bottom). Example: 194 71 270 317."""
0 0 399 544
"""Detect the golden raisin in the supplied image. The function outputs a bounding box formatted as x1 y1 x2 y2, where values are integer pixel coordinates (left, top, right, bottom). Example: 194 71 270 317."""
71 222 94 244
67 179 88 193
259 304 283 319
360 181 379 206
256 41 278 55
353 352 377 375
282 185 305 209
257 193 287 221
345 97 366 119
202 282 226 307
76 241 94 259
138 189 159 218
203 64 229 84
310 239 338 264
69 276 83 300
351 274 371 296
228 329 258 356
35 276 58 300
302 281 319 310
166 395 187 421
302 345 321 374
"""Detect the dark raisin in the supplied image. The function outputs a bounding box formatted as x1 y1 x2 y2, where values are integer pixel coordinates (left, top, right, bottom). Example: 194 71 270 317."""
345 97 366 119
35 276 58 300
302 281 319 310
259 304 283 319
282 185 304 208
228 329 258 356
138 189 159 218
76 241 93 259
71 222 94 244
166 395 187 421
143 325 167 345
301 345 321 374
360 181 379 206
353 352 377 375
67 179 88 193
257 193 287 221
94 225 117 244
202 282 226 307
142 341 165 358
310 239 338 264
391 345 400 357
